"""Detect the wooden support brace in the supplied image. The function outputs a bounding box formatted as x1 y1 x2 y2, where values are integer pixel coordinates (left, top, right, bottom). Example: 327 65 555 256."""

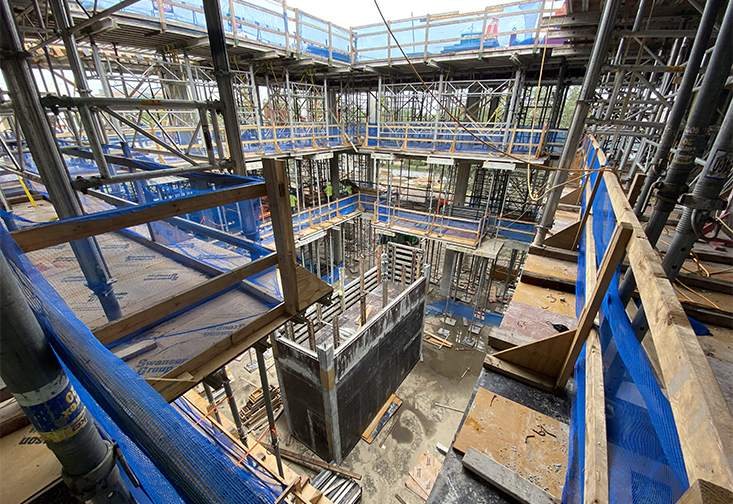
93 254 278 345
263 158 300 314
11 183 266 252
584 328 609 504
555 221 633 391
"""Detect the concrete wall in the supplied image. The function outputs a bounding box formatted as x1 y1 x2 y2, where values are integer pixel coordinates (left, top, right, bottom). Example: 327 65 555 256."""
275 277 426 463
334 276 426 460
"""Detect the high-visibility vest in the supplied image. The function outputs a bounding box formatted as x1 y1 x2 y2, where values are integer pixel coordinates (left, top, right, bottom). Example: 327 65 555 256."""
326 185 333 197
290 194 297 207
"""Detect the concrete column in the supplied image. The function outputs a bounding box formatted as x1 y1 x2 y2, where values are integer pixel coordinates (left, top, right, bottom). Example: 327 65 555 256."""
330 155 343 266
439 246 458 297
454 161 471 206
317 344 341 463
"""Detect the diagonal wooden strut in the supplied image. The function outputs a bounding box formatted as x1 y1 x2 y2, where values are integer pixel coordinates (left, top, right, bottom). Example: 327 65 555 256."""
484 221 633 394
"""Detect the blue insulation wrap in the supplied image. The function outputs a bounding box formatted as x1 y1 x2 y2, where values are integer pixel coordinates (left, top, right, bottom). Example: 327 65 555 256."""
563 137 689 504
0 226 278 504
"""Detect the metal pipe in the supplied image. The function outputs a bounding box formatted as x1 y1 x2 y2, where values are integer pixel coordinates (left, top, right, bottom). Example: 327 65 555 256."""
0 0 122 321
48 0 114 179
202 383 222 425
533 0 623 247
630 95 733 341
202 0 247 175
633 0 726 217
255 347 284 478
638 0 733 248
0 257 133 504
221 371 247 444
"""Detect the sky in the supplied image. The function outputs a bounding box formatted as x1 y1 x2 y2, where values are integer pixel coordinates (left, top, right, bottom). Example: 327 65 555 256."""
287 0 508 28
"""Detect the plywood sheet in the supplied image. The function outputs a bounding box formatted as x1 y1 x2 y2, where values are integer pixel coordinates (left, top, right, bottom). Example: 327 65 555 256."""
511 282 577 319
522 254 577 283
453 388 569 500
0 424 62 504
406 452 442 500
500 298 578 343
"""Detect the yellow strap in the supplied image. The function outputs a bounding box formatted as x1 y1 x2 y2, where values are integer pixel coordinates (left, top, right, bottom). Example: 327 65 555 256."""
17 176 37 207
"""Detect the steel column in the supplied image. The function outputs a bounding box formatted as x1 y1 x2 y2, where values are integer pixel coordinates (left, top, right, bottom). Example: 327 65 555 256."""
202 0 247 175
533 0 623 246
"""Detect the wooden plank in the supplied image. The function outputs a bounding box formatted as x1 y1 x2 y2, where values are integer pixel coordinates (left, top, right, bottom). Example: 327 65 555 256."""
559 185 583 206
626 172 646 207
462 446 559 504
453 388 568 500
93 254 278 345
492 330 576 378
543 221 581 250
260 443 362 480
296 264 333 312
362 394 402 443
675 479 733 504
603 170 733 491
487 327 538 351
263 159 300 314
11 183 266 252
584 328 609 504
0 400 29 438
154 304 287 401
555 221 633 391
483 354 556 393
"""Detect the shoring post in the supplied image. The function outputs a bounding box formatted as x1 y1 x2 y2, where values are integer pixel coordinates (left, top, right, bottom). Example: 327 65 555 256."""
202 382 222 425
532 0 624 247
633 0 727 217
0 0 122 321
220 369 247 444
631 97 733 341
255 347 284 478
0 257 133 504
202 0 246 175
620 0 733 305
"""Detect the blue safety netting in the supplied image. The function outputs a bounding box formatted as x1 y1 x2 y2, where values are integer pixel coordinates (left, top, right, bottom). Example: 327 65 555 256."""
364 123 568 155
562 139 689 504
425 299 503 326
1 225 282 503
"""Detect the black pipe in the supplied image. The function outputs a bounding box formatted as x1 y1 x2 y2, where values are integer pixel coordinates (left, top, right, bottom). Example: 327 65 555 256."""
0 256 133 503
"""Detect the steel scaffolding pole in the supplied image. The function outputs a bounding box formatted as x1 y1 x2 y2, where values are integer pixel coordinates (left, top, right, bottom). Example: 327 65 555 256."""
48 0 115 179
630 97 733 341
202 0 247 175
633 0 726 217
533 0 624 247
0 0 123 321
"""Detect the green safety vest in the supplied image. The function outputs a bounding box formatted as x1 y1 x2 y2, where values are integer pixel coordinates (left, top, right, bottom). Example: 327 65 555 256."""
290 194 297 207
326 185 333 197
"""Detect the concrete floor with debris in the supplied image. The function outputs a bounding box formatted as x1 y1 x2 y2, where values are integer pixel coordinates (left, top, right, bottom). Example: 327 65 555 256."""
209 313 491 503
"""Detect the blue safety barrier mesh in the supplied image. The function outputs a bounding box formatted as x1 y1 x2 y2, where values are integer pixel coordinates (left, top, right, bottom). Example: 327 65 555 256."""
1 225 282 503
562 138 689 504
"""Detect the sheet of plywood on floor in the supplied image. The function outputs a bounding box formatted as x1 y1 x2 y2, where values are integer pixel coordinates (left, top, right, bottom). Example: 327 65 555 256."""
453 388 569 500
406 452 442 500
0 424 62 504
511 283 577 319
522 254 577 284
671 279 733 312
549 209 579 234
500 300 577 344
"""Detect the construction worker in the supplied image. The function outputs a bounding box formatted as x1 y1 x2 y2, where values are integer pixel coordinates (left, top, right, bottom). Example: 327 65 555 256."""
290 189 297 212
325 183 333 199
